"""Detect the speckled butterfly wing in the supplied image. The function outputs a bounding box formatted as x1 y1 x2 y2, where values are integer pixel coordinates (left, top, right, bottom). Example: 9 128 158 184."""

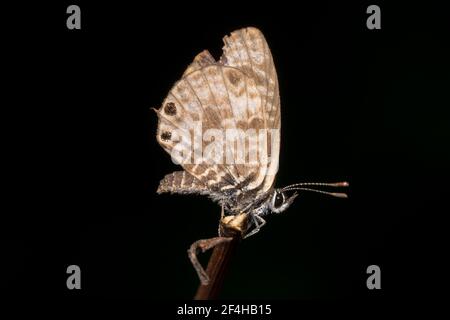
156 27 280 201
220 27 281 193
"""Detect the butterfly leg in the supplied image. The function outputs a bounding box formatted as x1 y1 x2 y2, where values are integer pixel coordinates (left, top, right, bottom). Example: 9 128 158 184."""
187 236 233 285
243 214 266 239
217 204 226 235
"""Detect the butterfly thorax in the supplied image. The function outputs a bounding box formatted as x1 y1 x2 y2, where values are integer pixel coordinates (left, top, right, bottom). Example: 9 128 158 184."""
219 186 274 217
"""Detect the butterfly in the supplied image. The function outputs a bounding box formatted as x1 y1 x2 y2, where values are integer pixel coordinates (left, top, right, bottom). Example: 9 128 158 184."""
154 27 348 285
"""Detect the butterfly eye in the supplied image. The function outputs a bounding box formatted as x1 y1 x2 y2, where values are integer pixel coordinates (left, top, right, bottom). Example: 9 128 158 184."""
273 192 285 208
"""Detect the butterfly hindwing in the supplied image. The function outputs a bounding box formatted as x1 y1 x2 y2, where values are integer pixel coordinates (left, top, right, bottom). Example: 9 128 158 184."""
156 65 266 191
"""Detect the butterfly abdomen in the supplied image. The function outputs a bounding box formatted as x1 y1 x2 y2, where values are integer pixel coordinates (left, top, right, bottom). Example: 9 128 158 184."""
157 170 208 195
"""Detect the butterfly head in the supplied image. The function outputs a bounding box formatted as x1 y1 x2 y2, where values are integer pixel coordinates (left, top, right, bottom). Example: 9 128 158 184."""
269 189 298 214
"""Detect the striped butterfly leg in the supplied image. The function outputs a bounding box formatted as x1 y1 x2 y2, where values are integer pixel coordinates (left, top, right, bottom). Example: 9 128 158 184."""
243 214 267 239
187 236 233 285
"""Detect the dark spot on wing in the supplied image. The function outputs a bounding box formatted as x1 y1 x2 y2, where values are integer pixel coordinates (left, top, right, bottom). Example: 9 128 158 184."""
206 170 217 181
164 102 177 115
161 131 171 141
249 117 265 129
226 70 241 86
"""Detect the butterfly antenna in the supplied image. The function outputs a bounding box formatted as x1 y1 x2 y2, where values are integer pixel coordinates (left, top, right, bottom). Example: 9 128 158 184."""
282 181 349 190
282 187 348 198
281 182 348 198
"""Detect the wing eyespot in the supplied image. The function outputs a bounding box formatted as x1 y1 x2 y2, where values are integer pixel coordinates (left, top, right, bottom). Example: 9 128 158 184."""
160 131 172 141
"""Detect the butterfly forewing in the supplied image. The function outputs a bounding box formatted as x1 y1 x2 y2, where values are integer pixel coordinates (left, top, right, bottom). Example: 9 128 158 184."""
221 27 281 193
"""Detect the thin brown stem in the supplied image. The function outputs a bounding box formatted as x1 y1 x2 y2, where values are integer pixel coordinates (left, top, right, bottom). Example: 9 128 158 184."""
193 231 241 300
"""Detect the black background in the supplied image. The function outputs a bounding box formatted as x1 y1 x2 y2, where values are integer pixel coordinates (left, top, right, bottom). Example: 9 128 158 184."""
4 0 449 306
